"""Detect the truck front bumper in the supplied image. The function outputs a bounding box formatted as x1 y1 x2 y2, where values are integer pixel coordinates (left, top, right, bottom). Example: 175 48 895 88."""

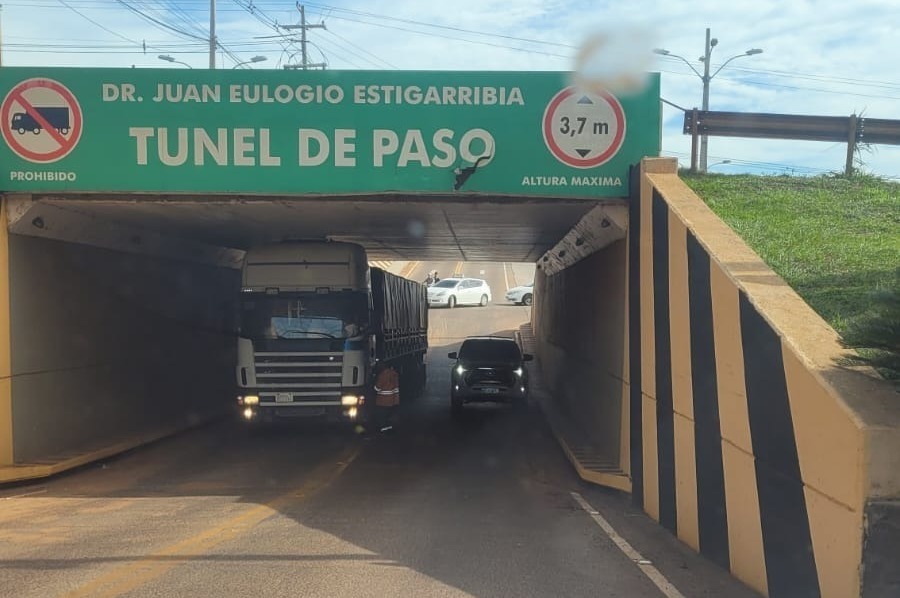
237 388 368 423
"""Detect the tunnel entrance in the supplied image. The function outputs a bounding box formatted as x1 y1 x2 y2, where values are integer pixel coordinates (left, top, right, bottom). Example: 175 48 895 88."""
0 66 658 471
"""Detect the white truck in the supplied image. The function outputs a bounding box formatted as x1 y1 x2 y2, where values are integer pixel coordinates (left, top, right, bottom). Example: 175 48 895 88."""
235 241 428 423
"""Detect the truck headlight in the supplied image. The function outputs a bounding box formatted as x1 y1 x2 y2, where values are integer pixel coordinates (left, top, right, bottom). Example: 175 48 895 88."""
342 395 361 406
243 395 259 406
243 407 254 420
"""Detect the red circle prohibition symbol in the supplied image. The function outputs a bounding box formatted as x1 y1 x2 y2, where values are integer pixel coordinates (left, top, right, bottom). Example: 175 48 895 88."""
542 87 626 168
1 78 83 164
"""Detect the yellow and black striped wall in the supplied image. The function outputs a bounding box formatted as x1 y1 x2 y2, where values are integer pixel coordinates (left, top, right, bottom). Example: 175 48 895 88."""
627 158 900 597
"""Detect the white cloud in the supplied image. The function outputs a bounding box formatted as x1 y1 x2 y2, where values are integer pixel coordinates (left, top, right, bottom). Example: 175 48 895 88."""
3 0 899 177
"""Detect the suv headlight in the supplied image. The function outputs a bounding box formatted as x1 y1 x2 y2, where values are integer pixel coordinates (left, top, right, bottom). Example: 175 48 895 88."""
456 365 466 376
514 367 523 377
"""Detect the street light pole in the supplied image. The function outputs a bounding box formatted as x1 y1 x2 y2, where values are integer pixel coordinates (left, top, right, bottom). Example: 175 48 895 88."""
158 55 192 69
654 30 762 173
232 55 267 69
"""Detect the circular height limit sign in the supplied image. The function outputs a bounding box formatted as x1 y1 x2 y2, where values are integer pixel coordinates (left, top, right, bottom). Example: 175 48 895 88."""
542 86 625 169
1 78 83 164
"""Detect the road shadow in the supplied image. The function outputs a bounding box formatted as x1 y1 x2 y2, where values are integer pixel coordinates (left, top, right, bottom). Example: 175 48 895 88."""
0 326 759 598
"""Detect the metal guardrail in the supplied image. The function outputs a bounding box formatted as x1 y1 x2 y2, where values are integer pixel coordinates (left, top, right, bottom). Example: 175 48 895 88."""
683 111 900 144
681 110 900 174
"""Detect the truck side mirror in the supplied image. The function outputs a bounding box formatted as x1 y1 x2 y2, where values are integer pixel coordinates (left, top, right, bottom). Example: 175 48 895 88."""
448 352 458 359
523 354 534 362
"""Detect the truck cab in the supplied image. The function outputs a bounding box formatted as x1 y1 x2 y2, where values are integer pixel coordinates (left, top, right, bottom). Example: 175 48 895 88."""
236 242 372 422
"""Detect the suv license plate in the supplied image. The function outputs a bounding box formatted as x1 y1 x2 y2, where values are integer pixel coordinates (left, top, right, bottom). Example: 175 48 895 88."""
275 393 292 403
481 388 499 395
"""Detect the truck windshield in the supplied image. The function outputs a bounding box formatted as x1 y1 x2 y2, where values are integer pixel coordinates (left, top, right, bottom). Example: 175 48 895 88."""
459 339 522 362
240 294 368 340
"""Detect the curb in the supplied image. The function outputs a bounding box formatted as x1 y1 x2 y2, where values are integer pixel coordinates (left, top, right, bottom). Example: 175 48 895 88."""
517 325 632 493
0 413 224 484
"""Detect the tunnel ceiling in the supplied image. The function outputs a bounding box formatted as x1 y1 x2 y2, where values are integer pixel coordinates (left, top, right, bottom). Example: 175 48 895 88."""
13 194 625 263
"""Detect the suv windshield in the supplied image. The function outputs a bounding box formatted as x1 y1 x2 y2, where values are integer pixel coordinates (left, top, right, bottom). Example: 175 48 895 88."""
432 279 459 289
240 294 368 340
459 339 522 362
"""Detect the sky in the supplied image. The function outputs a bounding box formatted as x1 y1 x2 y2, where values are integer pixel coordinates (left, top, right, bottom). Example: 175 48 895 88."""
2 0 899 179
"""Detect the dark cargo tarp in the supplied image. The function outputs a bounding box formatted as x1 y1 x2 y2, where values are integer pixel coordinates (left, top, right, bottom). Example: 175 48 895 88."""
371 268 428 360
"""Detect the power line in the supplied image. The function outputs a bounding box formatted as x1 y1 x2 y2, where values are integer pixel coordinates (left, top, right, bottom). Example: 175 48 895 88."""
158 0 209 39
655 54 900 94
55 0 140 45
324 28 396 69
317 13 571 59
304 2 575 49
657 67 900 101
113 0 207 41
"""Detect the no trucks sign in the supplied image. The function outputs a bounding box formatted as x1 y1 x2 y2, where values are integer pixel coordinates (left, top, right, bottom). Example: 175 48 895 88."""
0 68 660 197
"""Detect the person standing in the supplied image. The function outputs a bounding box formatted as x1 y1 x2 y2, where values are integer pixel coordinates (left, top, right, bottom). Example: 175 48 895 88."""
373 363 400 432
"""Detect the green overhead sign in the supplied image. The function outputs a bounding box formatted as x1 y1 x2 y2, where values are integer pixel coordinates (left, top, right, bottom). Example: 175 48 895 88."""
0 68 659 197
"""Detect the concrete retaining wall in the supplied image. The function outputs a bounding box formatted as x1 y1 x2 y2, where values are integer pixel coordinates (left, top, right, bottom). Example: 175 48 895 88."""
629 158 900 597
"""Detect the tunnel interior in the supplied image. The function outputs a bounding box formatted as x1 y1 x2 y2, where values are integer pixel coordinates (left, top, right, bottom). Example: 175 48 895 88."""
3 192 629 465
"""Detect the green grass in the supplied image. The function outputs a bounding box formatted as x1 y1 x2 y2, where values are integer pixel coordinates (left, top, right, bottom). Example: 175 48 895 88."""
681 173 900 335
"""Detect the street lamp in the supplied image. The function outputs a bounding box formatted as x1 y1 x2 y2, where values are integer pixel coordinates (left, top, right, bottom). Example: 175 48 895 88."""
158 55 192 69
232 55 267 69
654 29 762 172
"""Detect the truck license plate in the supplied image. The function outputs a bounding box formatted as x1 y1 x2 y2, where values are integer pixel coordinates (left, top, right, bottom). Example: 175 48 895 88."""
275 393 293 403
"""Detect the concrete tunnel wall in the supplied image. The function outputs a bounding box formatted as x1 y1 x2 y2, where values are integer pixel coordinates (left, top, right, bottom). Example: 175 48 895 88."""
532 158 900 598
531 240 628 474
0 201 240 465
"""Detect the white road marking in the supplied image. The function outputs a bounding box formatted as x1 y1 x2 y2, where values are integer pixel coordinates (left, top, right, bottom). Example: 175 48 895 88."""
570 492 686 598
3 488 47 499
502 262 511 291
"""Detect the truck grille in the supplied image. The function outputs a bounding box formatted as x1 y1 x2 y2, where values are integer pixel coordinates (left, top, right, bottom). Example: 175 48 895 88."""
254 351 343 403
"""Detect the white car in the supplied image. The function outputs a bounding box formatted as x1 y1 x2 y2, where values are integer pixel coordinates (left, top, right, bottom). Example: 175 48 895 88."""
505 283 534 306
427 278 492 308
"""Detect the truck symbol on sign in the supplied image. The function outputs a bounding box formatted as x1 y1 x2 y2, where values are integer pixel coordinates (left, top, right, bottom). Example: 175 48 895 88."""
11 107 70 135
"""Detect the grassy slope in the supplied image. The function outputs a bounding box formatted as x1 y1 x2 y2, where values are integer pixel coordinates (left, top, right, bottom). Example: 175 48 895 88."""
682 174 900 334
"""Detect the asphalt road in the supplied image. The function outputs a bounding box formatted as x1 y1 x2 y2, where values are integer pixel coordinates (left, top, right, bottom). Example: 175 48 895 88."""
0 262 759 598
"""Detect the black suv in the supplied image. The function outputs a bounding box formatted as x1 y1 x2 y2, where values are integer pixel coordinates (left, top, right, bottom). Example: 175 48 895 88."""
448 336 533 415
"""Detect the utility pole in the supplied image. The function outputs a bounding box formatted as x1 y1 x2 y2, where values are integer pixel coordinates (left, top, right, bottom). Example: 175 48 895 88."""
699 28 715 173
282 4 326 70
209 0 216 69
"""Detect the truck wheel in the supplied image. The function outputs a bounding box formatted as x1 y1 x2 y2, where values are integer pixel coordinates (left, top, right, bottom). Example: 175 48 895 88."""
522 294 533 306
32 128 40 135
448 296 456 308
17 127 25 135
59 128 69 135
479 295 488 306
